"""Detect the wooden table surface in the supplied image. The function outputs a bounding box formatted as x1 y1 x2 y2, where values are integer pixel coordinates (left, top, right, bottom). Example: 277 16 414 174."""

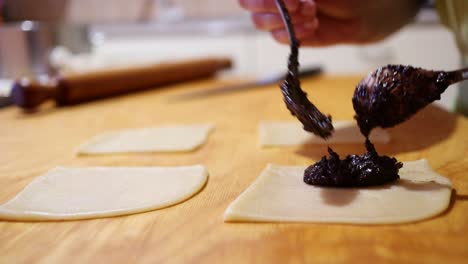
0 76 467 263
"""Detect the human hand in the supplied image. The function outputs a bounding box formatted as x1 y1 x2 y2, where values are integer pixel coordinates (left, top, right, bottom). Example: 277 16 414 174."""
239 0 423 46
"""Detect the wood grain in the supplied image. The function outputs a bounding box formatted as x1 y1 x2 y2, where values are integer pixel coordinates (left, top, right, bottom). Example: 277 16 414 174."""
0 76 467 263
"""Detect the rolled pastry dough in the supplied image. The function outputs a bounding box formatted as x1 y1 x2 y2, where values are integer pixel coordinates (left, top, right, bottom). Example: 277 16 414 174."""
224 160 452 224
259 120 389 146
78 123 214 154
0 165 208 221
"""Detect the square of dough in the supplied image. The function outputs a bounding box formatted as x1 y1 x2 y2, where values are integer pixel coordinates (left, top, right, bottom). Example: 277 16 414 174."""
224 160 452 224
259 120 390 147
77 123 214 154
0 165 208 221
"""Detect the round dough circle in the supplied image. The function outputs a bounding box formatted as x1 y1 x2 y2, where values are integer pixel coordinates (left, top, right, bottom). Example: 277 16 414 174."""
0 165 208 221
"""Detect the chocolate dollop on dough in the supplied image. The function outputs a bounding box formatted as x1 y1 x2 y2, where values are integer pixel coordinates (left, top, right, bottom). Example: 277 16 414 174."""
304 140 402 187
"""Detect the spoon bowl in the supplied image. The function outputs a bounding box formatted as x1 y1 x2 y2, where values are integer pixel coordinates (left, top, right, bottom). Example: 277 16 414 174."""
353 65 468 136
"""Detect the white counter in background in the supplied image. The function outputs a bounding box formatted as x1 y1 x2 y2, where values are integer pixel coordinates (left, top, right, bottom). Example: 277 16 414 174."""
87 22 461 110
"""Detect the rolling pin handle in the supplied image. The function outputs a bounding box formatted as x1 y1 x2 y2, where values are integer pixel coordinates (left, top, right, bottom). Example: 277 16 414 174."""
11 78 57 110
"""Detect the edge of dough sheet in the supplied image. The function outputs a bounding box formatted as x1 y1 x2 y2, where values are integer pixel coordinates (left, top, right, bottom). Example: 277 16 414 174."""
0 165 209 221
75 123 215 155
258 120 390 147
224 160 453 225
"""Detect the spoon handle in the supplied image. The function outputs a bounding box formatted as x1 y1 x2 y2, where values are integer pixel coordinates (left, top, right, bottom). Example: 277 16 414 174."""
460 68 468 81
452 67 468 82
445 67 468 87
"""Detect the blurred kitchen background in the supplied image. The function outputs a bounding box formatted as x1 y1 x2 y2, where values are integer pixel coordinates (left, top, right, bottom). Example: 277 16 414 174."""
0 0 464 109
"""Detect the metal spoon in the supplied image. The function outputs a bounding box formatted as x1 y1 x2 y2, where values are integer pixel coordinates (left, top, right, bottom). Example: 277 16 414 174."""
275 0 334 139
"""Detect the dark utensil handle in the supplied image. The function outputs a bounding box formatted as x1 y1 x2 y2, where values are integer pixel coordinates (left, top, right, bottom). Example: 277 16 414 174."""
298 66 323 79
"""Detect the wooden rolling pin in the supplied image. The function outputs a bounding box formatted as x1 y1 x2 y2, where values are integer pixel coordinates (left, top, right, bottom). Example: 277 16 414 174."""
11 57 232 110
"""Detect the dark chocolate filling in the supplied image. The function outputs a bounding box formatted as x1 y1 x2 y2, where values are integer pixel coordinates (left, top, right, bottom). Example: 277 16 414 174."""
304 140 402 187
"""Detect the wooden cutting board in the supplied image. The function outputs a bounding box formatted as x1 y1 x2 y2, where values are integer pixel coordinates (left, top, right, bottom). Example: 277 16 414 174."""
0 76 467 263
